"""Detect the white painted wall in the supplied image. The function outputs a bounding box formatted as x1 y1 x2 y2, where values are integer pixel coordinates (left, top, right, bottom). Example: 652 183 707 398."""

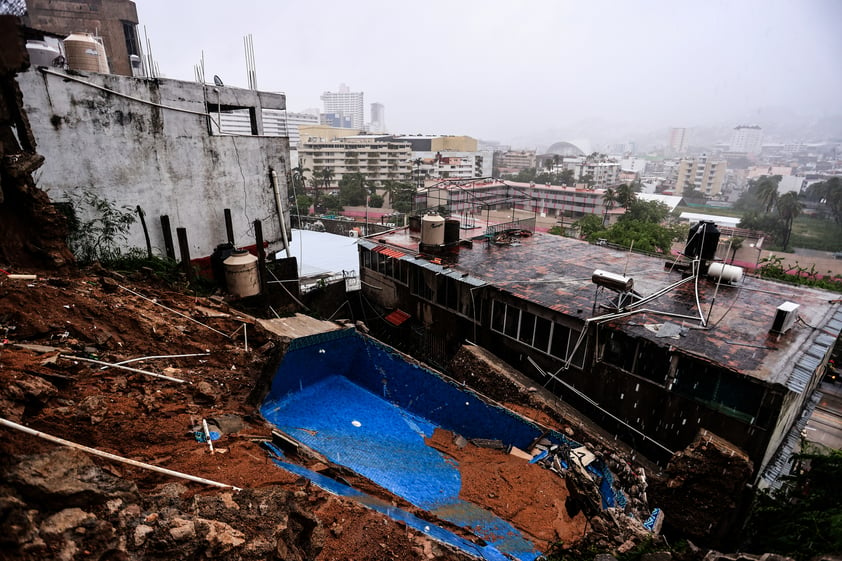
18 68 291 259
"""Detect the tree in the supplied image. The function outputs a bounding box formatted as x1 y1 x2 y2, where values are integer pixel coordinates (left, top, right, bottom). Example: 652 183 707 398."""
745 448 842 560
559 169 575 186
368 193 384 208
602 187 617 226
616 183 638 209
386 181 416 214
805 176 842 225
728 236 744 264
574 214 605 239
290 164 309 194
621 200 669 224
338 173 369 206
322 168 335 190
294 194 313 215
776 191 803 249
755 175 781 213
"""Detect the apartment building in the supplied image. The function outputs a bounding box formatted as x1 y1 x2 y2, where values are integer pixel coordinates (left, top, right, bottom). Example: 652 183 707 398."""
675 154 727 197
298 137 412 187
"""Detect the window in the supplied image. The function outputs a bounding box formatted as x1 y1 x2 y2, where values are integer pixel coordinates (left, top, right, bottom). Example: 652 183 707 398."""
602 330 636 372
519 311 536 345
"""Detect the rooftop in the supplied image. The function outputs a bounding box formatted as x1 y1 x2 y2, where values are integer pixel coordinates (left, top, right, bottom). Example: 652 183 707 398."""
362 228 842 387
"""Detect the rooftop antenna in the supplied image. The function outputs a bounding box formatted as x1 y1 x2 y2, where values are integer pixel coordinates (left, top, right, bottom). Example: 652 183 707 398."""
244 34 257 90
143 26 156 79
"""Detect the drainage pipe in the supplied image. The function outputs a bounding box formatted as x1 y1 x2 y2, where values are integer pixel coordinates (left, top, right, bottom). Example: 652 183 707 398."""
270 169 291 258
0 417 242 491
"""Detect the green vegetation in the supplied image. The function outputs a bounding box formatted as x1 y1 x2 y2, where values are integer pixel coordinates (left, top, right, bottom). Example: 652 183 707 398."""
757 255 842 292
560 199 684 254
744 448 842 560
62 191 138 265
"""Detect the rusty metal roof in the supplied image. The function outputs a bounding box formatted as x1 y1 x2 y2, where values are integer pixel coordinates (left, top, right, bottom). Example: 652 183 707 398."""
364 229 842 386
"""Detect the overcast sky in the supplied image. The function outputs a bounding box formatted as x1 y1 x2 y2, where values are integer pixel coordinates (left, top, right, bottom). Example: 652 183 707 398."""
135 0 842 146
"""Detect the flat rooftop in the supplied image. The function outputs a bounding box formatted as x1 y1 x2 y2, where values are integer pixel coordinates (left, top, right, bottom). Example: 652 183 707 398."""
363 227 842 388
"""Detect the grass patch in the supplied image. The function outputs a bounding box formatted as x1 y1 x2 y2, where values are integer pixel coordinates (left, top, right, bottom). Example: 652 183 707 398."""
789 215 842 252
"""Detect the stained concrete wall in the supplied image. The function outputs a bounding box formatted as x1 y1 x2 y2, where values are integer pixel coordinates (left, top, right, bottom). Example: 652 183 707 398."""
17 67 291 259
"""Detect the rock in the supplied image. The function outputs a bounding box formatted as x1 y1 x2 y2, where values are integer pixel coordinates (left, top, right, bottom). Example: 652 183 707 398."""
595 555 619 561
617 539 637 554
0 495 39 546
198 518 246 553
5 448 138 508
168 517 196 541
39 507 94 537
133 524 153 546
79 394 108 424
193 381 217 404
641 552 672 561
210 413 244 434
99 277 119 293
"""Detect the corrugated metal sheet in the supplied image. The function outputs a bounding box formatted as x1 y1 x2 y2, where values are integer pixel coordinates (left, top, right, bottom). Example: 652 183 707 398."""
761 391 822 489
785 308 842 394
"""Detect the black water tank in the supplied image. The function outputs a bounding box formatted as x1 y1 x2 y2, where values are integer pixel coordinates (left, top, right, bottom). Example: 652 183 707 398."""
408 215 422 234
444 218 460 246
685 221 720 260
211 243 235 288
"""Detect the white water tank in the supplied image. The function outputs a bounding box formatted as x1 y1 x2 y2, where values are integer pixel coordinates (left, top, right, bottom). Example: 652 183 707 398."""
64 33 109 73
707 263 743 284
224 250 260 298
420 214 445 246
26 41 61 67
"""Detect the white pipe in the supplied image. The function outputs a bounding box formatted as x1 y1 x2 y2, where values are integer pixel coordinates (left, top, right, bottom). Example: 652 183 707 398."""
270 169 292 258
99 352 210 371
60 355 188 384
0 417 241 491
202 418 215 454
118 285 231 339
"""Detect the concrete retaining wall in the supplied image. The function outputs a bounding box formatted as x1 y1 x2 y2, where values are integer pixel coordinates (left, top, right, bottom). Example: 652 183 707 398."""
18 67 291 259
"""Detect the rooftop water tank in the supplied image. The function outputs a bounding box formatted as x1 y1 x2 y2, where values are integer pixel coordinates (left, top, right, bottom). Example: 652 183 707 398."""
684 221 720 261
64 33 109 73
444 218 460 246
224 250 260 298
420 214 445 246
26 41 61 67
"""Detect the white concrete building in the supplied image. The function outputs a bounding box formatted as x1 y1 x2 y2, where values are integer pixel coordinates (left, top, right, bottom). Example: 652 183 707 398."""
299 138 412 187
320 83 364 130
18 67 291 259
730 125 763 154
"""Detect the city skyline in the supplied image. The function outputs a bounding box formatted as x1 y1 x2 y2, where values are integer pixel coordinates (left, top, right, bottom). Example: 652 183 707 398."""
134 0 842 146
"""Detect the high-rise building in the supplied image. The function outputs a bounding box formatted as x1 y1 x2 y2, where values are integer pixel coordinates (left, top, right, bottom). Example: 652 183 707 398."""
674 154 727 197
320 83 364 130
668 127 687 155
729 125 763 154
369 102 386 133
21 0 142 76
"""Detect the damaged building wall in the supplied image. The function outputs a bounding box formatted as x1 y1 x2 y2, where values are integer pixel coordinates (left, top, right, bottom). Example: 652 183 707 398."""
16 67 291 259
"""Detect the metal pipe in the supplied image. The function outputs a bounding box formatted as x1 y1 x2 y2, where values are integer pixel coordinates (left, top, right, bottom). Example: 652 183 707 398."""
270 169 291 258
117 284 232 339
98 352 210 371
59 355 188 383
0 417 241 491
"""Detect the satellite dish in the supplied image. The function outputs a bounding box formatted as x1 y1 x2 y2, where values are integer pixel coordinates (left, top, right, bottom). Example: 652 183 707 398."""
213 75 224 86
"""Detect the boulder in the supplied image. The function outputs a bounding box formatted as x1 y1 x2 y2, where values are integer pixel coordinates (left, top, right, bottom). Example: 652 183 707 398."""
4 448 138 508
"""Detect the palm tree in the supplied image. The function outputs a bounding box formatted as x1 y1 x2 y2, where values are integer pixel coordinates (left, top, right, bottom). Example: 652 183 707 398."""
322 168 335 190
777 192 803 249
291 164 310 193
616 183 637 209
755 176 780 213
729 236 744 264
602 187 617 226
